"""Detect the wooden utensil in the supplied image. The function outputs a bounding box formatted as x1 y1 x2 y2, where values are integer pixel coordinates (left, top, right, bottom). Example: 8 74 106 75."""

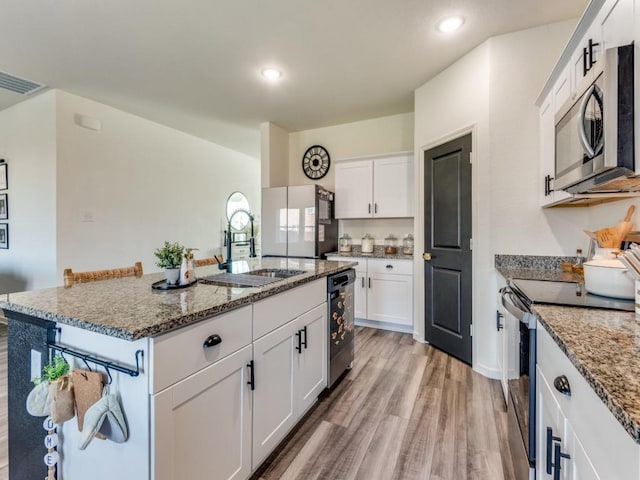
616 205 636 243
594 226 621 248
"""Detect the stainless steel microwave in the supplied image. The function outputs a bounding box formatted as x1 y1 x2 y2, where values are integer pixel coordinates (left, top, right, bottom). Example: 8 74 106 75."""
554 43 635 194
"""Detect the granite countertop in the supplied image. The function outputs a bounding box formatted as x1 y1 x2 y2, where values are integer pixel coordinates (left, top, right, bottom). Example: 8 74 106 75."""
534 305 640 443
0 258 357 341
327 245 414 260
496 266 583 283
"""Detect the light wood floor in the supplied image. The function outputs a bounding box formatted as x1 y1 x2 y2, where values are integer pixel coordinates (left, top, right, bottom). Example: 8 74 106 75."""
0 323 7 480
252 327 515 480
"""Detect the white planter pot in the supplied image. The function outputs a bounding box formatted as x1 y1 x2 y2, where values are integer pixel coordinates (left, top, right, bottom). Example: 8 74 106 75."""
583 259 634 300
165 268 180 286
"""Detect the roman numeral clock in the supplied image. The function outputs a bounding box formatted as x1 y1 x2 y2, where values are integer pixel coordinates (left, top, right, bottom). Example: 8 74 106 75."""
302 145 330 180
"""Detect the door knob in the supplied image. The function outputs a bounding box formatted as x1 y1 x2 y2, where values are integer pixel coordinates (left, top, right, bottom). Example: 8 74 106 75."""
423 252 432 261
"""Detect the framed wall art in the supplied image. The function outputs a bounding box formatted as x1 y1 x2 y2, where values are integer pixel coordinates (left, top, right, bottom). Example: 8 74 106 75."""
0 223 8 249
0 162 6 190
0 194 6 220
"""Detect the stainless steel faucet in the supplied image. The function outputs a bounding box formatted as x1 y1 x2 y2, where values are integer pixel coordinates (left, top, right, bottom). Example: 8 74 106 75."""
219 208 256 272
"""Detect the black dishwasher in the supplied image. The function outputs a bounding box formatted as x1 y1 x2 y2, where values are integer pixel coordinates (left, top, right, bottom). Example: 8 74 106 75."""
327 269 355 387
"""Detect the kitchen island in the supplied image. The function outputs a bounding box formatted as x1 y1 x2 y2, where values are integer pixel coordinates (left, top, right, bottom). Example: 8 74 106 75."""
1 257 356 480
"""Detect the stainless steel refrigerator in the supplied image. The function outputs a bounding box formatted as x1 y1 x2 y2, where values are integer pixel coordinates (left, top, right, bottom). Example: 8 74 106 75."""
261 184 338 258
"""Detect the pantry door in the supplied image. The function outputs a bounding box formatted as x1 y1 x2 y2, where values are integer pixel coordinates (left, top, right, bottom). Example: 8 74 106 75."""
423 133 472 365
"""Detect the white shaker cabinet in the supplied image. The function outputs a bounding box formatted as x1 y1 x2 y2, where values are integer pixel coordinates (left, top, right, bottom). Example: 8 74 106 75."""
152 345 253 480
252 303 327 468
327 256 413 333
334 152 413 219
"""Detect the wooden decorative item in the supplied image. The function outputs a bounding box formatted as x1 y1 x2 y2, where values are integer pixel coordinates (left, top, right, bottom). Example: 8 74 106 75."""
63 262 143 287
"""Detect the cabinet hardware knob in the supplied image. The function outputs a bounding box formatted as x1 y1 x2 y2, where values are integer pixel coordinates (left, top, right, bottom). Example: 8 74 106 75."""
553 375 571 396
423 252 432 261
385 264 393 269
203 334 222 348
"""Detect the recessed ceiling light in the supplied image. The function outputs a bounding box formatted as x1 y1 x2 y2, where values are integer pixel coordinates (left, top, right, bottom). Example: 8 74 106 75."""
261 68 282 80
437 16 465 33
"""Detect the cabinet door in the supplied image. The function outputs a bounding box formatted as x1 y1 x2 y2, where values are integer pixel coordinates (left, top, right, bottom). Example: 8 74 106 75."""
354 268 367 319
537 367 571 480
373 154 413 217
294 304 327 414
568 423 600 480
152 345 253 480
600 0 634 50
367 272 413 327
496 278 507 403
252 319 299 468
334 160 373 218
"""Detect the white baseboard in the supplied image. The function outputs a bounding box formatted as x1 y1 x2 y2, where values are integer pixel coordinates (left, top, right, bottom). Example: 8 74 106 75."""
473 362 500 380
355 318 413 334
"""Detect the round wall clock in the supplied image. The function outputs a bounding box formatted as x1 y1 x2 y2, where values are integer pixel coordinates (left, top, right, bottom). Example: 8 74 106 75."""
302 145 330 180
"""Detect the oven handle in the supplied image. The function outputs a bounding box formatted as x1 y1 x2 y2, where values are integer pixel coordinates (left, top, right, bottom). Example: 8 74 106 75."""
500 287 527 322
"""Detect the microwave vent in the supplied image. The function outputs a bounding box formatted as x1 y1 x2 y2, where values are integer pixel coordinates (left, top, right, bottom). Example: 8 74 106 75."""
583 175 640 193
0 71 45 95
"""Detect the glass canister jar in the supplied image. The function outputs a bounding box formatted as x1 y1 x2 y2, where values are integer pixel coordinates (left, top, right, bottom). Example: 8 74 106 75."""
339 234 352 253
402 234 414 255
384 234 398 255
361 234 374 253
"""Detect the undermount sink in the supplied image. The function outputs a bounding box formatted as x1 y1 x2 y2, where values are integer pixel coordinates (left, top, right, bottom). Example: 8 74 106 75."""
199 269 306 288
244 268 306 279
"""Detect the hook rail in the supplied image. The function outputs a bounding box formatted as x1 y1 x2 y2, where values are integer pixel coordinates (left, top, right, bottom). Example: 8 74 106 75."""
47 343 144 378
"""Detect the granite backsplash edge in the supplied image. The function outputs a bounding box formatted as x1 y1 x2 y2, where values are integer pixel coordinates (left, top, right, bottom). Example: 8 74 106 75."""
495 254 578 270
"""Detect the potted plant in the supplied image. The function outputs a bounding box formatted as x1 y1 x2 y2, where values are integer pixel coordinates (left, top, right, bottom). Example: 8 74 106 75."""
154 241 185 285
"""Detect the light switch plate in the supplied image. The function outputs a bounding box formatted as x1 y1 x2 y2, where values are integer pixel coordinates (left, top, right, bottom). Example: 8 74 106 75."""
30 349 41 381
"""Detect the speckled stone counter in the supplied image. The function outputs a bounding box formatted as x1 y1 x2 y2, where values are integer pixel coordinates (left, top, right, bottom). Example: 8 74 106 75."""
534 305 640 443
327 245 413 260
496 266 583 283
495 253 583 283
0 258 357 341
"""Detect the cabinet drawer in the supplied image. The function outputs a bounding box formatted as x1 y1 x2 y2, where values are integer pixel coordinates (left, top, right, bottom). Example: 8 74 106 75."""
253 279 325 339
151 306 252 393
367 258 412 275
537 321 639 479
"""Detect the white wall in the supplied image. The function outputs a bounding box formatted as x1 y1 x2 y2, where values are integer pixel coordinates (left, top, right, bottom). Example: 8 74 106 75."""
55 91 261 280
288 112 414 189
260 122 290 188
0 91 57 292
414 20 579 377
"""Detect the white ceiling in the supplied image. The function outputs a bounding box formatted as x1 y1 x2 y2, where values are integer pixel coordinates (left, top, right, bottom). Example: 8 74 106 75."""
0 0 588 157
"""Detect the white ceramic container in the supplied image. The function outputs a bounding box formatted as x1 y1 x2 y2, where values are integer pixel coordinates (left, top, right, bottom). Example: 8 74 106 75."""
583 258 634 300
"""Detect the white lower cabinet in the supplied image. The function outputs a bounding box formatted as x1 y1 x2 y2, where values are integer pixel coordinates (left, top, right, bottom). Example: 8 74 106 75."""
252 303 327 468
152 345 253 480
327 256 413 332
537 321 639 480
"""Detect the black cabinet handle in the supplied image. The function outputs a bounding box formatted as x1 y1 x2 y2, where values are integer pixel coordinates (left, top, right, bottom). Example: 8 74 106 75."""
368 203 371 214
544 175 555 196
496 310 504 331
588 38 599 71
203 334 222 348
553 442 571 480
553 375 571 396
583 46 589 76
386 264 393 269
295 330 302 353
361 277 364 288
302 326 308 349
247 360 255 390
546 427 561 474
368 277 371 288
374 203 378 214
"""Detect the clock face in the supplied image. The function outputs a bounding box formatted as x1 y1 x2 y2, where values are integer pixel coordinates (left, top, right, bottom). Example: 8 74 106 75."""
302 145 330 180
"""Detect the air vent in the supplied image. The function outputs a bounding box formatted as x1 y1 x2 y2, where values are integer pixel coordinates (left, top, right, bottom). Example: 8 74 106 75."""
0 71 45 95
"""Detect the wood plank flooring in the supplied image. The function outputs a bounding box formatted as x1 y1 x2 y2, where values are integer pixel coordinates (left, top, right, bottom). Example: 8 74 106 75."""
252 327 515 480
0 323 7 480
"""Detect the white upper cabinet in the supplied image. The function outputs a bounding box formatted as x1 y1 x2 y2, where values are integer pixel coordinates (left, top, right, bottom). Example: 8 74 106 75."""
335 152 413 218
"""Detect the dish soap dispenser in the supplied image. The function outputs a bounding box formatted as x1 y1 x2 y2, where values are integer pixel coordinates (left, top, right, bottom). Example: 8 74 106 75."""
179 247 199 285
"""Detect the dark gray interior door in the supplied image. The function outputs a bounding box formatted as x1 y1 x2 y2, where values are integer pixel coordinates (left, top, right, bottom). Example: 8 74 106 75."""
424 133 472 365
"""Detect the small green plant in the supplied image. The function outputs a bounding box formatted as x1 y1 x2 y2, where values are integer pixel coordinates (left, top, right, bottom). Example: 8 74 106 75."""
34 355 70 384
154 241 185 269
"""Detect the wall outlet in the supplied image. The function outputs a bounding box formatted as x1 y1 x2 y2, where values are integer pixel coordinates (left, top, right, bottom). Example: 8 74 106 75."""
30 349 41 381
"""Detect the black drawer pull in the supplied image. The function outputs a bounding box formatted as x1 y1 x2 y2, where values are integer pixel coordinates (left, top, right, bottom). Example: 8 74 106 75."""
553 442 571 480
496 310 504 331
546 427 561 474
385 264 393 269
203 334 222 348
295 330 302 353
247 360 255 390
553 375 571 396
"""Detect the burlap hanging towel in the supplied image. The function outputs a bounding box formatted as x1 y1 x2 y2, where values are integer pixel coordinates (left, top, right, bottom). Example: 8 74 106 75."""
49 374 75 424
